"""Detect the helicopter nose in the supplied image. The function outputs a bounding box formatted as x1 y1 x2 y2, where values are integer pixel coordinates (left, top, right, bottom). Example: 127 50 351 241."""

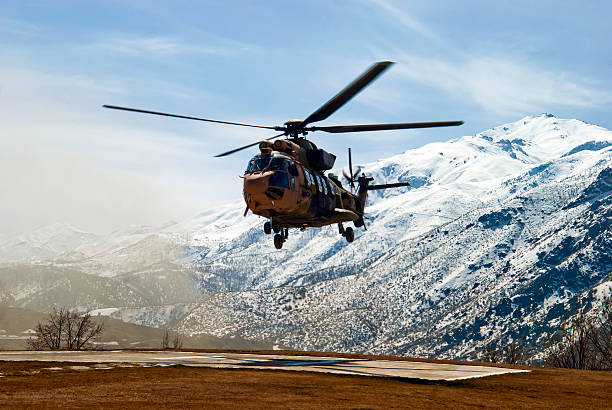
243 173 270 194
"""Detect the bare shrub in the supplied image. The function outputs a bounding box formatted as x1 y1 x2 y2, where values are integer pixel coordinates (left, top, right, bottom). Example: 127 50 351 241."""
502 340 525 365
543 296 612 371
479 339 526 365
481 343 501 363
161 329 184 350
172 332 184 349
161 329 170 349
590 296 612 370
27 307 104 351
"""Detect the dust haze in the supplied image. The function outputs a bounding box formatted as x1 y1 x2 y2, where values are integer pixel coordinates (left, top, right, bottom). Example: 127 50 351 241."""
0 66 242 237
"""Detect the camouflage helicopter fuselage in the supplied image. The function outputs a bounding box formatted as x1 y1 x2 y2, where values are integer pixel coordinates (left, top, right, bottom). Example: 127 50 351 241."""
242 138 364 229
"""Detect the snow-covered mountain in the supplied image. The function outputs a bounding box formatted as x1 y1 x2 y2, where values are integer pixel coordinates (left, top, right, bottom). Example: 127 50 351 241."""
0 222 99 263
1 114 611 359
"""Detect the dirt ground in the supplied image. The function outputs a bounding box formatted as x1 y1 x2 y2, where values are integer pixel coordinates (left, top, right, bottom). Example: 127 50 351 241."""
0 351 611 409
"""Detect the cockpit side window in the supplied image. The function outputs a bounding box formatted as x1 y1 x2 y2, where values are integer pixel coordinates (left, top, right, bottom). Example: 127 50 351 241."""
304 170 311 188
245 159 254 174
317 176 327 195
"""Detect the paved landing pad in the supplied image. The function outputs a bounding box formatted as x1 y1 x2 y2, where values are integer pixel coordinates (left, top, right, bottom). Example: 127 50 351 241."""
0 351 528 381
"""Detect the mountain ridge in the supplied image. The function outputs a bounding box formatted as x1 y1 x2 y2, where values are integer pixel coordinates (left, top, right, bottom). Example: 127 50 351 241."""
1 114 611 359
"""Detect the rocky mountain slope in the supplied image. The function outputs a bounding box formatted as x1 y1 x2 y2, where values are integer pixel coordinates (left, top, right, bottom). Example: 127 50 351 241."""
1 114 610 358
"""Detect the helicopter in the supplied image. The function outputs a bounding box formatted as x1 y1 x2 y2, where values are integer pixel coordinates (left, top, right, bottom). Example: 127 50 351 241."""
104 61 463 249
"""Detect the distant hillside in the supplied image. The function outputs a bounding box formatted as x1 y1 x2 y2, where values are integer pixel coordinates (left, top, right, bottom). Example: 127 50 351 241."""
1 114 611 360
0 306 274 351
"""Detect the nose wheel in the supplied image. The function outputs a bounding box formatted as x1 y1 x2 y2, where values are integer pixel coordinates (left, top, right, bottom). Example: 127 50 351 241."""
272 222 281 233
264 220 282 235
345 227 354 242
338 223 355 243
273 227 289 249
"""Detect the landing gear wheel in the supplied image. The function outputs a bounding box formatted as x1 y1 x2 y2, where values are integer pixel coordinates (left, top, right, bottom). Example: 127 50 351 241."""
345 227 354 243
272 222 281 233
264 222 271 235
274 233 284 249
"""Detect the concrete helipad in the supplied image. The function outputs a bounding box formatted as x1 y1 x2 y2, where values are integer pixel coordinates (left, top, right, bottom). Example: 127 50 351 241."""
0 351 528 381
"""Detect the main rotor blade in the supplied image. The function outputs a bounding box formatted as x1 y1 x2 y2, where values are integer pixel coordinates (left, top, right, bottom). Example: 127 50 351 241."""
310 121 464 133
302 61 394 126
214 132 286 157
103 105 281 130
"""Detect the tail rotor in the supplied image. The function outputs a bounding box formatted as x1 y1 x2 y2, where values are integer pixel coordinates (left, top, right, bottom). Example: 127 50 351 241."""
343 148 363 193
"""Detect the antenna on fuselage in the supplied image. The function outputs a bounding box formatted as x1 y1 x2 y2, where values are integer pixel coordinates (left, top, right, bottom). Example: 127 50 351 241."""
348 148 354 191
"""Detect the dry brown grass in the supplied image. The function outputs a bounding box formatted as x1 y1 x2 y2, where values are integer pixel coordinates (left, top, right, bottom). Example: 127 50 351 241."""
0 351 611 409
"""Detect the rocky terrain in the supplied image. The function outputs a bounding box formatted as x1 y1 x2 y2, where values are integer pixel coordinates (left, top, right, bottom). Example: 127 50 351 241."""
1 114 610 359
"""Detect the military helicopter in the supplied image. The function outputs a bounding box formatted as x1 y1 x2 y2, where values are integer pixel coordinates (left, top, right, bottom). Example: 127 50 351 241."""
104 61 463 249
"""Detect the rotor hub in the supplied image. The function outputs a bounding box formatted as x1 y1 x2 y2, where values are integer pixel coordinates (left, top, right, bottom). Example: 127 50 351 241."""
284 119 306 138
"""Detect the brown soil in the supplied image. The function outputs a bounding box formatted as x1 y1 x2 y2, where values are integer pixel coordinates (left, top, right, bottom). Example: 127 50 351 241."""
0 352 611 409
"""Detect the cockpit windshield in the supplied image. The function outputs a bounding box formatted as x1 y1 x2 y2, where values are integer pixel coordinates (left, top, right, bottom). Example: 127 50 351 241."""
269 157 288 171
245 157 268 173
269 172 289 188
245 155 290 174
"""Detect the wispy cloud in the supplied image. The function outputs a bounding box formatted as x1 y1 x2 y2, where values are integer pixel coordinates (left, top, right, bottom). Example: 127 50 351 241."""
393 55 612 116
363 0 444 44
0 17 41 37
91 34 255 57
361 1 611 116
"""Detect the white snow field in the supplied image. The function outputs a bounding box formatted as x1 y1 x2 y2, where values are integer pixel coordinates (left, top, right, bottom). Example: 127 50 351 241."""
1 114 611 359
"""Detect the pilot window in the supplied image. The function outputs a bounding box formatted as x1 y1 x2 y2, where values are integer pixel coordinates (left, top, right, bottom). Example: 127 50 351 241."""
245 157 271 173
269 157 287 171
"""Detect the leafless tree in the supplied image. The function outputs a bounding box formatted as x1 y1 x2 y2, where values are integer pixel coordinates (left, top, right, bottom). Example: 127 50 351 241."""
589 296 612 370
479 339 526 365
27 307 104 351
160 329 183 349
27 307 68 350
65 311 105 350
502 340 525 365
544 308 598 370
172 332 184 350
481 343 501 363
161 329 170 349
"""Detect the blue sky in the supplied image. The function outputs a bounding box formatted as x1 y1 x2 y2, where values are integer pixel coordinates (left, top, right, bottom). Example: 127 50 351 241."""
1 1 611 235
